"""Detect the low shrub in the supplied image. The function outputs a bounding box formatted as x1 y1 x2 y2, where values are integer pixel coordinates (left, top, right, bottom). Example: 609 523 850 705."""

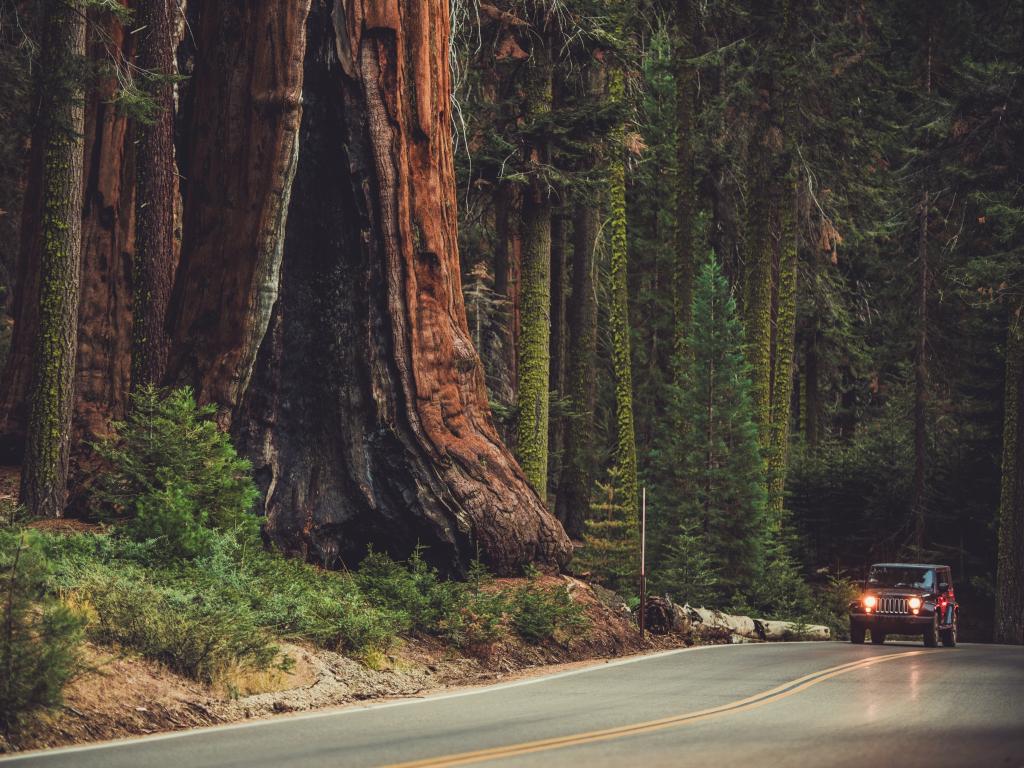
0 528 84 734
808 574 861 640
438 561 508 650
73 564 281 684
354 547 461 635
34 524 593 689
510 570 589 644
227 541 400 653
92 385 259 558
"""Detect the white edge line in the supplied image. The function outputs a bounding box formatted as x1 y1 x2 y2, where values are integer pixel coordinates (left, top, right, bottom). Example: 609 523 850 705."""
0 641 827 763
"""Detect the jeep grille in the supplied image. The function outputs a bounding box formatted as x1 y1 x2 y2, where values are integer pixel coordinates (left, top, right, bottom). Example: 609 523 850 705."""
877 597 908 614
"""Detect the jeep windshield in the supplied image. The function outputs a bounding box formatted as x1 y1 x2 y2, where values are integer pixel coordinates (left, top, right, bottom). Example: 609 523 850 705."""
866 566 934 590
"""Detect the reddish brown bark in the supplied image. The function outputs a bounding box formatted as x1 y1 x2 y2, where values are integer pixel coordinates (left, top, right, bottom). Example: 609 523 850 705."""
75 12 136 444
236 0 570 575
167 0 309 417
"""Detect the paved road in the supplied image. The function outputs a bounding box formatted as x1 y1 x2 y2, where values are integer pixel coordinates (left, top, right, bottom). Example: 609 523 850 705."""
4 642 1022 768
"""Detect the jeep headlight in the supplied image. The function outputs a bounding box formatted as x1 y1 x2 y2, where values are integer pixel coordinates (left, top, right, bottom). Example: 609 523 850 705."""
863 595 877 611
908 597 921 610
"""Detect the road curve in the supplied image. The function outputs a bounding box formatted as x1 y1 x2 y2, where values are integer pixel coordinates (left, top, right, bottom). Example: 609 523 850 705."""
3 642 1022 768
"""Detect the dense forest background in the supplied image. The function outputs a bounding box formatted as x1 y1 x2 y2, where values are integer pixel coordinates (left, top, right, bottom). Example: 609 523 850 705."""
0 0 1021 644
448 0 1024 641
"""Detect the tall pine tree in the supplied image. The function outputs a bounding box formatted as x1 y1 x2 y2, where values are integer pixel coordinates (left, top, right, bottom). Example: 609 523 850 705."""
650 254 764 604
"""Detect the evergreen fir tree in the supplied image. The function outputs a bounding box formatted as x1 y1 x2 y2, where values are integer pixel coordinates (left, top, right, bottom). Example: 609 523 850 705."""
650 254 764 604
576 464 639 596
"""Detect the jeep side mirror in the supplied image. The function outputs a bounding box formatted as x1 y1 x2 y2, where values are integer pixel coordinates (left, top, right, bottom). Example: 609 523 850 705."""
938 582 949 593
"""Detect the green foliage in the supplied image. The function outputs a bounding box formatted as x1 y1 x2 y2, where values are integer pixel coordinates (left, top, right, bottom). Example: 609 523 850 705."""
92 385 259 558
808 574 861 641
354 547 461 636
32 524 592 688
648 254 766 604
576 465 639 595
655 518 718 608
76 565 282 684
745 539 812 619
0 528 84 734
509 568 589 644
436 561 507 649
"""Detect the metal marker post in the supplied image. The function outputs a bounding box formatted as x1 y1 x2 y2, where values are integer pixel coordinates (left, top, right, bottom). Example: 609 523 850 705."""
639 487 647 640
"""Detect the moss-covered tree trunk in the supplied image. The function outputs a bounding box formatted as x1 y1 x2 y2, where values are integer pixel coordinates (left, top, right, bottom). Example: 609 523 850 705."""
20 0 87 517
743 122 774 450
234 0 571 575
995 311 1024 644
132 0 178 388
514 35 553 496
608 68 639 528
765 179 798 527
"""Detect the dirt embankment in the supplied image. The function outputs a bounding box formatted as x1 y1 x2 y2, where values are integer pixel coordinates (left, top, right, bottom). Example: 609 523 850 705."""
4 576 692 754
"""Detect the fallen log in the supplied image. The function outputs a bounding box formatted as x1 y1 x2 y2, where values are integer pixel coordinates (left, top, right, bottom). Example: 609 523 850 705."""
682 604 830 642
638 595 693 635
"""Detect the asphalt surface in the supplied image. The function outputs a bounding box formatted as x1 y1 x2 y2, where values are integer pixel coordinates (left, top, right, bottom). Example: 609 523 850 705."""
4 641 1022 768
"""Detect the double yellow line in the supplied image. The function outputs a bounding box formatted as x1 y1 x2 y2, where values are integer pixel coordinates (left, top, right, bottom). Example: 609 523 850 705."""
383 649 939 768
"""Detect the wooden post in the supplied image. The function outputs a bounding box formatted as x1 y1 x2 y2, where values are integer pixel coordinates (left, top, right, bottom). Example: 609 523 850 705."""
640 486 647 640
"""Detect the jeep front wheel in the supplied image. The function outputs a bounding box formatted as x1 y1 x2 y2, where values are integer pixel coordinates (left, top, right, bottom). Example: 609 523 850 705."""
924 615 939 647
850 623 865 644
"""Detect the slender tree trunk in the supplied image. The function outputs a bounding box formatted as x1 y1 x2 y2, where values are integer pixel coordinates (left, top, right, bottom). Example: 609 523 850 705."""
132 0 178 388
557 195 599 540
913 189 929 554
514 34 553 495
608 68 639 527
804 329 820 447
0 107 45 462
673 0 697 343
20 0 86 517
493 181 520 412
235 0 571 575
996 310 1024 644
548 203 568 505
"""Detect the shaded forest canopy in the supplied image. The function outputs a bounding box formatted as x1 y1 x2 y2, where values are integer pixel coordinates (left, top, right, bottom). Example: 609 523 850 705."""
0 0 1021 641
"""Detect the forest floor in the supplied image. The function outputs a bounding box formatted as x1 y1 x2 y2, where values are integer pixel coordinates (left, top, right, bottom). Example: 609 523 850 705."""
7 576 694 753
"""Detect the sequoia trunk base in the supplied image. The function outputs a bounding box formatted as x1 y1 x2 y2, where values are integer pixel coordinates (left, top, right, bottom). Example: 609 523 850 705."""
236 1 570 576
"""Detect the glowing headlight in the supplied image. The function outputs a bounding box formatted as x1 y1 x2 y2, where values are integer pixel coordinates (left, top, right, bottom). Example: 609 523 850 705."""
863 595 877 611
908 597 921 610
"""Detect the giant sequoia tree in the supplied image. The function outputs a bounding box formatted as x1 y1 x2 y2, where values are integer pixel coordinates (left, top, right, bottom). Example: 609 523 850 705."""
212 0 570 574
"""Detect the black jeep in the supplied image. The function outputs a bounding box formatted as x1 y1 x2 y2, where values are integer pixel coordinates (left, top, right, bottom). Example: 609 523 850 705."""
849 563 958 647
